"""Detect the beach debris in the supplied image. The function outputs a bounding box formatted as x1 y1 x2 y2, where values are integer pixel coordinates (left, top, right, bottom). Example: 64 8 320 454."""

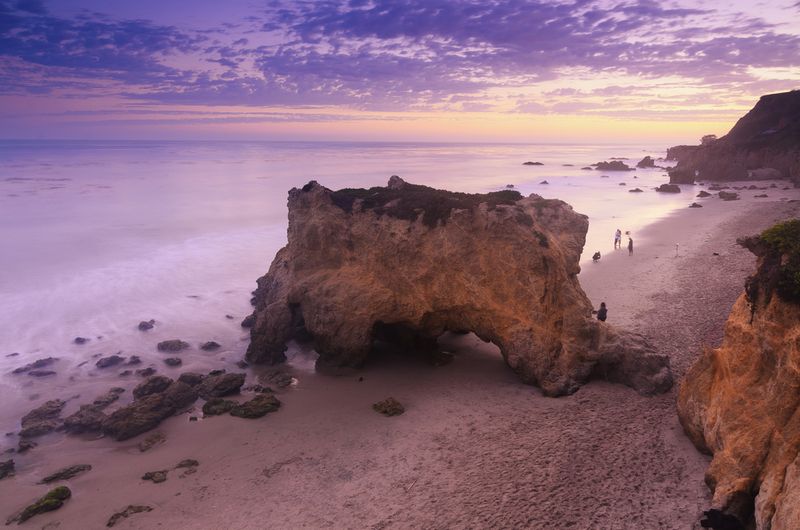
135 367 156 378
177 372 204 387
0 459 14 480
133 376 172 399
137 432 166 453
655 183 681 193
240 314 256 328
373 398 405 416
629 188 644 193
38 464 92 484
202 398 237 416
19 399 65 438
137 319 156 331
12 357 58 375
156 339 190 353
102 381 198 441
96 354 125 369
522 161 543 165
230 394 281 419
163 357 182 367
6 486 71 525
73 337 90 345
718 191 740 201
198 372 245 399
200 341 221 351
689 203 703 208
141 470 168 483
106 505 153 527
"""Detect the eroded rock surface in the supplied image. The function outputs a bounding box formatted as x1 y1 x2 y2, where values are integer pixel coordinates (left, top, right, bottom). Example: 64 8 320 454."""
678 219 800 529
245 177 672 397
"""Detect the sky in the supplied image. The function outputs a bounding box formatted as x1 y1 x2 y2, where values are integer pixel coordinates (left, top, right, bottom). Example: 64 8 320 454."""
0 0 798 144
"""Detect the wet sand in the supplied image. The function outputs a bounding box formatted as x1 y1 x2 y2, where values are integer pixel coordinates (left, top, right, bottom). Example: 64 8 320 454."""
1 182 798 529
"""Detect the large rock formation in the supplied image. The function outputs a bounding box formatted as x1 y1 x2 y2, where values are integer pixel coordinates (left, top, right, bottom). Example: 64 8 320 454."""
678 219 800 529
245 177 672 397
667 90 800 185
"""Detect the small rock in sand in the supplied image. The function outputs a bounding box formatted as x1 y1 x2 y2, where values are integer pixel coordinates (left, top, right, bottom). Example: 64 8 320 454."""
539 180 549 185
6 486 71 525
0 459 14 480
137 432 166 453
373 397 405 417
697 190 712 198
689 203 703 208
106 505 153 527
200 341 221 351
141 470 168 483
230 394 281 419
163 357 182 367
38 464 92 484
96 355 125 369
719 191 740 201
137 320 156 331
156 339 190 353
176 459 199 469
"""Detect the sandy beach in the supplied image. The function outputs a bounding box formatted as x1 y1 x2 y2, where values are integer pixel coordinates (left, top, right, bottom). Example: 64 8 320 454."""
2 183 799 529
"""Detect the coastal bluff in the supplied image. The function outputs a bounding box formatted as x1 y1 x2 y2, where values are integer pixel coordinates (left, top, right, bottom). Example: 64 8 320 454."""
244 176 672 397
667 90 800 185
678 220 800 529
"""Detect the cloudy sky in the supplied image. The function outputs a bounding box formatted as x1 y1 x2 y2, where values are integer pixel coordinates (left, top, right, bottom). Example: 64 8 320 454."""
1 0 798 143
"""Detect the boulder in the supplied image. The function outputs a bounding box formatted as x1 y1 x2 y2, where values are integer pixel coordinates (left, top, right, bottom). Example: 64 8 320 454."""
135 367 156 378
244 178 672 397
133 376 172 399
373 397 405 416
73 337 89 345
6 486 71 525
63 388 125 434
198 372 245 399
12 357 58 375
177 372 204 387
126 355 142 365
102 382 197 441
202 398 237 416
636 156 656 168
678 220 800 529
163 357 182 367
142 470 168 483
655 183 681 193
719 191 740 201
19 399 65 438
96 354 125 369
240 314 256 328
200 341 221 351
156 340 189 353
697 190 712 198
230 394 281 419
27 370 56 377
138 319 155 331
595 161 634 171
689 203 703 208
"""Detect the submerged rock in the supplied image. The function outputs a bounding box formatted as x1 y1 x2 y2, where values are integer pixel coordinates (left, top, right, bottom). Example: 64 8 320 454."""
697 190 712 198
655 183 681 193
163 357 182 367
38 464 92 484
0 459 14 480
27 370 56 377
636 156 656 168
522 161 544 165
106 505 153 527
138 319 156 331
230 394 281 419
244 177 672 397
719 191 740 201
12 357 58 375
628 188 644 193
689 202 703 208
678 220 800 529
595 160 634 171
373 397 405 416
19 399 65 438
135 367 156 378
200 341 221 351
73 337 89 345
156 339 189 353
6 486 71 525
96 354 125 369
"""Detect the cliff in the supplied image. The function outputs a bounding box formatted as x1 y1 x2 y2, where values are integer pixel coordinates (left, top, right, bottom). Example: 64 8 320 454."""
667 90 800 185
677 219 800 529
244 176 672 397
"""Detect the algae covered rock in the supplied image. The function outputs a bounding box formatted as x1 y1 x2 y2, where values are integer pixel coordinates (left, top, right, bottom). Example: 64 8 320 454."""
38 464 92 484
202 398 237 416
373 397 405 416
19 399 65 438
133 375 172 399
198 372 245 399
107 505 153 527
230 394 281 419
137 432 166 453
0 459 14 480
102 382 197 441
142 470 168 483
156 339 189 352
6 486 71 524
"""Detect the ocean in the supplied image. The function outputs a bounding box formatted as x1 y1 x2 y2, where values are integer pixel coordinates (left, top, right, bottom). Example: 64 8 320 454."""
0 140 689 432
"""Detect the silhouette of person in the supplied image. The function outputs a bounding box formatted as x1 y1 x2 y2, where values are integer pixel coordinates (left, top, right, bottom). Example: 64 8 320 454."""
614 229 622 249
628 237 633 255
592 251 601 262
596 302 607 322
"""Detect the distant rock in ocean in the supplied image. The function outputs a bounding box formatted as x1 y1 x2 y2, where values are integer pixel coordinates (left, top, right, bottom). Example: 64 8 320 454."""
636 156 656 168
594 160 634 171
244 176 672 397
522 161 544 165
678 220 800 530
667 90 800 185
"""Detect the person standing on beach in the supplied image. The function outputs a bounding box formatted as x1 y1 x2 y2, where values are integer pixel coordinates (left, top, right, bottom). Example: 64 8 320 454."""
614 229 622 249
596 302 608 322
628 236 633 255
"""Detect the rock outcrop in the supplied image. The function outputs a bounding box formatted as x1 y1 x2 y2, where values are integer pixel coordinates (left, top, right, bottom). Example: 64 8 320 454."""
677 219 800 529
245 177 672 397
667 90 800 185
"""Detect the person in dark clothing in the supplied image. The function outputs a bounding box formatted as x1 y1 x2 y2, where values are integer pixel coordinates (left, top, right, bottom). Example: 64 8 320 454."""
628 237 633 255
592 251 601 262
596 302 608 321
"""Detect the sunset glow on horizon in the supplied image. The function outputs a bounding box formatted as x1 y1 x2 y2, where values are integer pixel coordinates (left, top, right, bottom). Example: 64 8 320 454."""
1 0 799 144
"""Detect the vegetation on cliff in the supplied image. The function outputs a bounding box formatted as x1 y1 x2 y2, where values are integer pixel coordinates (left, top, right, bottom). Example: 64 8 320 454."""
741 219 800 305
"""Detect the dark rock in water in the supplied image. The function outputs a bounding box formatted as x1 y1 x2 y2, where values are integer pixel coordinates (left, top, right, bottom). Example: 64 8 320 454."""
656 183 681 193
142 470 168 483
522 161 543 165
133 376 173 399
242 384 273 394
600 175 609 178
126 356 142 365
119 370 132 377
708 184 728 191
595 160 634 171
636 156 656 168
107 505 153 528
240 314 256 328
200 341 220 351
12 357 58 374
581 166 593 170
19 399 65 438
563 164 574 167
102 382 198 441
157 339 189 353
137 432 166 452
6 486 71 525
261 370 293 389
73 337 89 345
719 191 740 201
697 190 712 198
38 464 92 484
163 357 182 367
198 372 245 399
699 509 745 530
6 353 20 357
208 369 225 376
176 459 199 469
177 372 204 387
689 203 703 208
539 180 549 185
618 182 626 186
754 193 769 198
236 360 249 369
135 367 156 378
668 167 696 184
96 355 125 369
17 440 36 453
0 459 14 480
138 320 155 331
63 388 124 434
27 370 56 377
202 398 237 416
225 314 235 320
230 394 281 419
373 397 405 416
629 188 644 193
505 184 514 188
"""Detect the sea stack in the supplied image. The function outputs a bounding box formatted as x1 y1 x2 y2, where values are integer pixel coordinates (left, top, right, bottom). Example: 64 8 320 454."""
245 176 672 397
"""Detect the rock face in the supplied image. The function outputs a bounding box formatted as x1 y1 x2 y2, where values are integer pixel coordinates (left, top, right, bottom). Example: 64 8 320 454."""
636 156 656 168
677 219 800 529
667 90 800 185
244 177 672 397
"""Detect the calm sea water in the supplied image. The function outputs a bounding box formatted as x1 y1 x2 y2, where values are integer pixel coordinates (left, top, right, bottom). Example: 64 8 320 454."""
0 140 687 432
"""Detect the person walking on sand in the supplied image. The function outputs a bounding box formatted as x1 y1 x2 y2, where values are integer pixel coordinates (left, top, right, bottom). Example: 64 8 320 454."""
596 302 607 322
628 236 633 255
614 229 622 249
